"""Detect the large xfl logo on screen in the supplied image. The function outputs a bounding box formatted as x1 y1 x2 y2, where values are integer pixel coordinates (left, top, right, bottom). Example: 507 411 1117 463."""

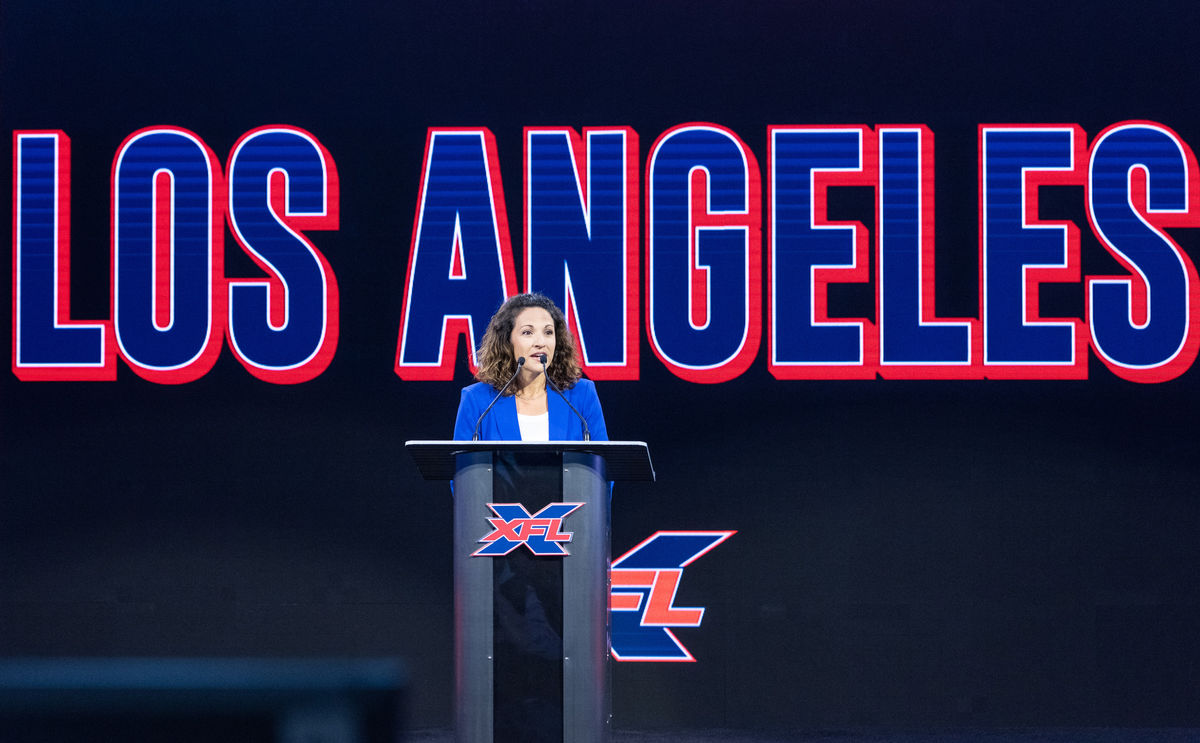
610 530 736 662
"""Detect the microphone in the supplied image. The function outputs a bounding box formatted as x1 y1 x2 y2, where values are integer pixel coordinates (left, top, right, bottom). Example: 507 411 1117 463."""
472 356 525 441
538 354 590 441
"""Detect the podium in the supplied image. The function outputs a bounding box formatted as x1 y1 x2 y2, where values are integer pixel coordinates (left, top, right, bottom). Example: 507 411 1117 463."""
407 441 654 743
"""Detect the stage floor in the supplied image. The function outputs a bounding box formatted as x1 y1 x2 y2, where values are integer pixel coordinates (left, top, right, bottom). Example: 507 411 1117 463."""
407 729 1200 742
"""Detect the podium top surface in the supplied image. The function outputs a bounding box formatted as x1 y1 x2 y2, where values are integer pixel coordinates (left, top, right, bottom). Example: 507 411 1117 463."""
406 440 655 482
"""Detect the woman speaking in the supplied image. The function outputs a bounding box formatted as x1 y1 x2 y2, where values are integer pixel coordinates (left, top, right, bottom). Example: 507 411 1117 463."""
453 293 608 442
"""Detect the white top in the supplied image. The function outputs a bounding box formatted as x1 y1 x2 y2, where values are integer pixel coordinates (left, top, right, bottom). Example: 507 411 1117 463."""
517 412 550 441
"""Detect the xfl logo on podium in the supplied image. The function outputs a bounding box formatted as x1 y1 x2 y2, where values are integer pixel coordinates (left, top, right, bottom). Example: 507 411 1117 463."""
472 502 583 556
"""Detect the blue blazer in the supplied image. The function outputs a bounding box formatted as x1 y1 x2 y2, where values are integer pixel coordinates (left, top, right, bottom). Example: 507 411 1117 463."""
453 378 608 441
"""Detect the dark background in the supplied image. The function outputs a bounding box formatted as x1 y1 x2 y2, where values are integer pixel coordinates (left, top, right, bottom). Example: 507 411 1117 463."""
4 0 1200 732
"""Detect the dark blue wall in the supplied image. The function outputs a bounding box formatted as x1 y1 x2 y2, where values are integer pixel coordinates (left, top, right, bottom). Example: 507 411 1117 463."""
4 0 1200 730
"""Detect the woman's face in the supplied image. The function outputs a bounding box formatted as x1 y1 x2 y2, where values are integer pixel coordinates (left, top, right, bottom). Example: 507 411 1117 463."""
509 306 556 372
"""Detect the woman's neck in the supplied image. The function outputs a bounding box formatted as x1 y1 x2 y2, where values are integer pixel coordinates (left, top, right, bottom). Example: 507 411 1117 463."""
513 372 546 398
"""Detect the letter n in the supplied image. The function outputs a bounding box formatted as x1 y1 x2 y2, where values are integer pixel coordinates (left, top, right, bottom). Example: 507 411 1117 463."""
525 127 639 379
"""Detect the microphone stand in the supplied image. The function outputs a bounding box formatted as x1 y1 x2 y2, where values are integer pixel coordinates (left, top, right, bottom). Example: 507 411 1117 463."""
472 356 525 441
539 354 590 441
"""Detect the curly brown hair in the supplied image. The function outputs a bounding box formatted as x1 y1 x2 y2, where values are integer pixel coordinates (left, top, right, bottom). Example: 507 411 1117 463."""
475 293 582 393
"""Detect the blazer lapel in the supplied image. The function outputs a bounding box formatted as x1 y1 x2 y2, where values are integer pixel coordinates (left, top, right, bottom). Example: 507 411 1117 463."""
494 395 522 440
548 388 569 440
